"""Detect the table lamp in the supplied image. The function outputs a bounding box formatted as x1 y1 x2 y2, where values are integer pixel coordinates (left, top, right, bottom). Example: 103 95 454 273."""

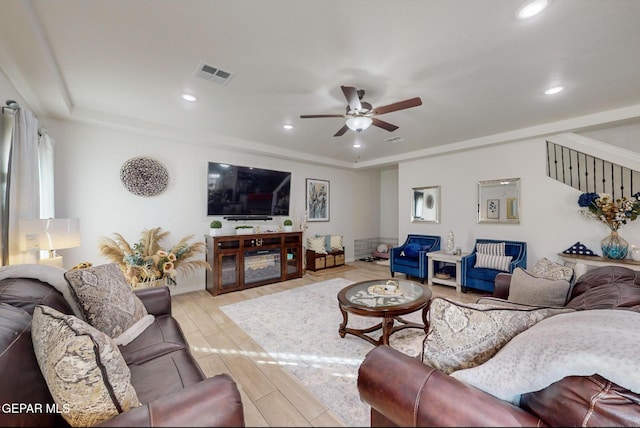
20 218 81 267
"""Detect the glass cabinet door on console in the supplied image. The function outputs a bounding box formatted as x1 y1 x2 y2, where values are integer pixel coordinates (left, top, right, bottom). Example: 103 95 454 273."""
218 253 239 290
284 233 302 279
205 236 242 295
285 247 300 278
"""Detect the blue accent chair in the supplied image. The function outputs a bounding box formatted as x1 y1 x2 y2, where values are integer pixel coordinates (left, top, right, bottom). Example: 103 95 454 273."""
390 234 441 283
461 238 527 293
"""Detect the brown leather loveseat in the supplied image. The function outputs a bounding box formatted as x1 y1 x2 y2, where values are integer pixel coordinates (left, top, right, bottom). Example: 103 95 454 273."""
358 265 640 426
0 273 244 427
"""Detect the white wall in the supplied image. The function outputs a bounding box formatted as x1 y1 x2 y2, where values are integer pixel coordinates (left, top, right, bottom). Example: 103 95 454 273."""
379 167 398 241
43 118 381 294
397 136 640 266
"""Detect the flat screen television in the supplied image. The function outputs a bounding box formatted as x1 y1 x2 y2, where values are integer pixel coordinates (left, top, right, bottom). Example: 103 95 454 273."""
207 162 291 217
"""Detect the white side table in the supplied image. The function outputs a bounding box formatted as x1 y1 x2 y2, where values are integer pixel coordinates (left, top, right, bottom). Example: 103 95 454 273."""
427 251 467 292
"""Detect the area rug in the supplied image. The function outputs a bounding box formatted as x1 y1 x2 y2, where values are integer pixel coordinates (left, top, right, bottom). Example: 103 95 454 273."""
220 278 425 427
305 264 357 276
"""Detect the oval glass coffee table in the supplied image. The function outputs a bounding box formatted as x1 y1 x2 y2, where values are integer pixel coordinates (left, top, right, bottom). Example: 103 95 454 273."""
337 278 432 346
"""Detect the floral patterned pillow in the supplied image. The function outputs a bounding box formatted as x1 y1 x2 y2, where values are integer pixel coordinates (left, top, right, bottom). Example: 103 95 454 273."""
422 297 572 374
64 263 154 345
32 305 140 426
530 257 574 281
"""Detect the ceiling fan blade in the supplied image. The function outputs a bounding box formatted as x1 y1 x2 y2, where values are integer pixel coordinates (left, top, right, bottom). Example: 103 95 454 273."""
372 97 422 115
333 124 349 137
372 118 399 132
341 85 362 112
300 114 345 119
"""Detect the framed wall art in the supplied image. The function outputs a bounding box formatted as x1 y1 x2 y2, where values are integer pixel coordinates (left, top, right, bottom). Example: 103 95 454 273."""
306 178 329 222
487 199 500 219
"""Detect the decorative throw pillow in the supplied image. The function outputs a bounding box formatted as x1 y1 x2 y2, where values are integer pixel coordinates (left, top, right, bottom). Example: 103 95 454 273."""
64 263 154 346
530 257 574 281
476 242 505 256
402 243 422 258
308 236 327 254
422 297 572 374
508 267 571 307
474 252 513 271
32 305 140 427
330 235 344 251
562 241 597 256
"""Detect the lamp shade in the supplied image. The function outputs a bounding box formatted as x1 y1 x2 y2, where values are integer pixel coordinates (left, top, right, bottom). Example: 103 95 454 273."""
345 116 372 132
20 218 81 251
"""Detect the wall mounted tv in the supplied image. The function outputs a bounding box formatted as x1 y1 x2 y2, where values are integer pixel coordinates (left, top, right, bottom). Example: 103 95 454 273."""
207 162 291 218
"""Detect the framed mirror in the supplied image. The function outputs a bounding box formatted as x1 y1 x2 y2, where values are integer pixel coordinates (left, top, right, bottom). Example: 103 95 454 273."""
411 185 441 223
477 178 520 224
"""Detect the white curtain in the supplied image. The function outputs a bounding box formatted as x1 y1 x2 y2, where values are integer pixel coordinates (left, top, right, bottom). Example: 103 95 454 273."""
38 130 55 218
7 108 40 264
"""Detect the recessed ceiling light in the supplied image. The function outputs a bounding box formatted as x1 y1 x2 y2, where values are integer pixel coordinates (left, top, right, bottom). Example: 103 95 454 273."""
353 142 361 148
517 0 549 19
282 124 293 130
545 86 564 95
181 93 197 102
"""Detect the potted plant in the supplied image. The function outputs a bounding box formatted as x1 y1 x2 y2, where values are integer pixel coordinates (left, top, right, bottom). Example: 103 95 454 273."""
210 220 222 236
235 225 255 235
283 218 294 232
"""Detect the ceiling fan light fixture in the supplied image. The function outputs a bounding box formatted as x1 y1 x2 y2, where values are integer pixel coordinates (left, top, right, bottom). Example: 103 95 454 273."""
517 0 548 19
346 116 372 132
544 86 564 95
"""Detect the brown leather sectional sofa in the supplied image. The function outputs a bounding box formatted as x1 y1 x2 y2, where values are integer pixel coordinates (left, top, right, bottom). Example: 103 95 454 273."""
358 265 640 426
0 276 244 427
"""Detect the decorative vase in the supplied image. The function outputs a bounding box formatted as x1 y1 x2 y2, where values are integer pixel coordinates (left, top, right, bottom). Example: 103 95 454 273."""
601 230 629 259
447 231 455 254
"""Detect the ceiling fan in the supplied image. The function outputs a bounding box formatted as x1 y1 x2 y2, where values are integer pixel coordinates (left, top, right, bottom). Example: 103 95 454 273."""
300 85 422 137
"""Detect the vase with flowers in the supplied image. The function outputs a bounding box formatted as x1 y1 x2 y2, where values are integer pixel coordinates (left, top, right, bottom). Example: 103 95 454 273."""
98 227 211 289
578 192 640 259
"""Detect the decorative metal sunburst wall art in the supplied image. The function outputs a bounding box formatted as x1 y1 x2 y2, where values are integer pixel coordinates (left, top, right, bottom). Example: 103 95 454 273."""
120 156 169 196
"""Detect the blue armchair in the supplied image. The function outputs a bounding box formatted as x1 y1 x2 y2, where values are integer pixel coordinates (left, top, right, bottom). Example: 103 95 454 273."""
390 234 441 283
461 238 527 293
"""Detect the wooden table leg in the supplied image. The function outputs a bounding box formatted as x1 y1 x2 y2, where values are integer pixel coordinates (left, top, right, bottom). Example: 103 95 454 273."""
338 305 349 338
381 316 395 346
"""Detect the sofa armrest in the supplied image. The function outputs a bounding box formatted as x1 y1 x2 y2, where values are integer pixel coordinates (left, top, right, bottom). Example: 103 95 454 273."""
461 252 477 276
358 346 543 427
134 286 172 316
494 273 513 299
95 374 244 427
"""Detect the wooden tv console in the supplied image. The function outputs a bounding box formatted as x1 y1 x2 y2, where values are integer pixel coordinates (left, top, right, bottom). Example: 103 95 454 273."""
205 232 303 296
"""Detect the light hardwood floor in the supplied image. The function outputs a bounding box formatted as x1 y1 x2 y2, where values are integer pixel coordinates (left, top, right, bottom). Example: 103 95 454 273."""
171 261 483 427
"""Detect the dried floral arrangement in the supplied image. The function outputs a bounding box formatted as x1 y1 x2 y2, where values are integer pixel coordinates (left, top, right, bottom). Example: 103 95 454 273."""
98 227 210 288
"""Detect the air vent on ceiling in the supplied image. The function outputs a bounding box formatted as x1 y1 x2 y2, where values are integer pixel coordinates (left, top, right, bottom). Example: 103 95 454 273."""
195 62 234 85
385 136 404 144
